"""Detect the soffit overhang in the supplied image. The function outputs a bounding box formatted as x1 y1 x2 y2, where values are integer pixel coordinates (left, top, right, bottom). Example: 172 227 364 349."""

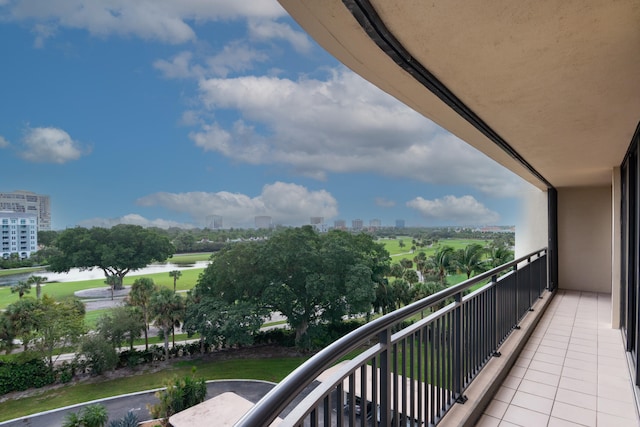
279 0 640 190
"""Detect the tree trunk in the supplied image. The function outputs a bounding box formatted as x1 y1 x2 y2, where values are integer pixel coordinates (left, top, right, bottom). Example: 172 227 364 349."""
163 327 170 360
144 313 149 351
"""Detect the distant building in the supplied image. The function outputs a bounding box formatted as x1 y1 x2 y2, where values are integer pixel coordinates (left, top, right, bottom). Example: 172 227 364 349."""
395 219 406 229
0 211 38 259
206 215 223 229
334 219 347 230
369 219 382 228
255 216 272 229
0 191 51 231
310 217 324 225
352 219 363 231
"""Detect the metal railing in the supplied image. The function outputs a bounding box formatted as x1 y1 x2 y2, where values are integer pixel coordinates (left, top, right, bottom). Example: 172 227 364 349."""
237 248 548 426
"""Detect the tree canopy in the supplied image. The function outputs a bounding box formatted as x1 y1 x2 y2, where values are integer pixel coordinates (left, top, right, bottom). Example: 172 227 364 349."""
191 226 390 344
48 225 175 289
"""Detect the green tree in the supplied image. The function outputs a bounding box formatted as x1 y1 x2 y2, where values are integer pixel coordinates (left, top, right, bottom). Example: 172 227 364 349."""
169 270 182 293
150 287 184 359
27 275 48 300
183 297 262 349
80 334 118 375
454 243 488 280
489 245 515 269
96 306 144 351
10 280 31 298
104 275 120 301
32 296 86 368
0 314 16 354
427 246 455 284
4 297 39 351
195 227 389 345
127 277 157 350
49 225 174 290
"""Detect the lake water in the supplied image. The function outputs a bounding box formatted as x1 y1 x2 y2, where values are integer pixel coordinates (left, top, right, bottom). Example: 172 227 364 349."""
0 261 210 287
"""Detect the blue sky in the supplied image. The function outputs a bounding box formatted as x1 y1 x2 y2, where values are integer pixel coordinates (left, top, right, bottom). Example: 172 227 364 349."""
0 0 527 230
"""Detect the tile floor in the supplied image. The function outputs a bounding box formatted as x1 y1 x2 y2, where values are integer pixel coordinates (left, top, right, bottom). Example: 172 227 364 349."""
476 290 640 427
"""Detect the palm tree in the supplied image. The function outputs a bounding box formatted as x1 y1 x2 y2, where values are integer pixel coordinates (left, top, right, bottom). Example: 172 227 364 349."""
27 275 48 300
169 270 182 293
127 277 157 350
454 244 488 280
10 280 31 298
489 245 515 269
105 275 119 301
427 246 455 284
150 287 184 360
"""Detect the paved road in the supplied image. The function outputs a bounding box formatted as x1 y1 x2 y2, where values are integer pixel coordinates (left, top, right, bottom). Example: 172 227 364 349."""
0 380 282 427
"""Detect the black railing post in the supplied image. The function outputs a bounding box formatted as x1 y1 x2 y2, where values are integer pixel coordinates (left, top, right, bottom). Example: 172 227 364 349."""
453 292 464 403
379 328 391 426
491 274 498 352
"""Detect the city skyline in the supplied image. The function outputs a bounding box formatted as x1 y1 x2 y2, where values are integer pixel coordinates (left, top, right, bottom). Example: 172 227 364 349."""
0 1 529 230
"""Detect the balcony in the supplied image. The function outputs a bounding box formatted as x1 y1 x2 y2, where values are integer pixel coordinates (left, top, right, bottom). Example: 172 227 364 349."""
176 250 637 427
476 290 637 427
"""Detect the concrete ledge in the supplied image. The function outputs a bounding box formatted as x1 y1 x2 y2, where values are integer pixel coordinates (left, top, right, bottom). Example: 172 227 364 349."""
440 289 556 427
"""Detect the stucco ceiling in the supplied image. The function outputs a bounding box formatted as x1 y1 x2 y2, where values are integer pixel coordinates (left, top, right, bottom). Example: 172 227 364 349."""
279 0 640 190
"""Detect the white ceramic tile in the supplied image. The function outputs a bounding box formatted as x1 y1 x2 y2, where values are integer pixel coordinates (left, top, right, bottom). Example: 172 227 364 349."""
523 369 560 387
494 386 516 403
551 401 596 427
554 387 597 411
484 399 509 419
597 396 638 420
517 379 558 400
475 414 501 427
510 390 554 414
502 405 550 427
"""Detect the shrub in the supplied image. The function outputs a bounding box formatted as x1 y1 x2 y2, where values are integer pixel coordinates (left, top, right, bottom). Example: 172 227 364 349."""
108 410 139 427
62 404 108 427
0 356 55 395
148 370 207 422
80 335 118 375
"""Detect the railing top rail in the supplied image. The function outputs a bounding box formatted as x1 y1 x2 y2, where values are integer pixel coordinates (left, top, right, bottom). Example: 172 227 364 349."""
236 247 547 426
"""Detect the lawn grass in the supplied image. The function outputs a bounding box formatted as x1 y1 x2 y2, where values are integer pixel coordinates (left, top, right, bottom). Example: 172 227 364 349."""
0 356 308 422
0 268 206 310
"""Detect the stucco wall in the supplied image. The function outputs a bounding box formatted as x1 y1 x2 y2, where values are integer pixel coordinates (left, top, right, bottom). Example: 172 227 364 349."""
515 184 549 258
557 186 612 293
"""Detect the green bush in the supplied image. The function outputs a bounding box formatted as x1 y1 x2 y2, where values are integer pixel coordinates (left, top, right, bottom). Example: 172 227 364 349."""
62 404 108 427
80 335 118 375
108 410 138 427
0 356 55 394
148 371 207 421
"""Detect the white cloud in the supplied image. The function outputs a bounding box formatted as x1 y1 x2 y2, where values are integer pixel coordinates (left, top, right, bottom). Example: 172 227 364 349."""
407 195 500 225
154 43 269 80
375 197 396 208
2 0 287 44
248 19 312 53
191 68 523 197
19 127 89 163
78 214 195 229
0 135 9 148
136 182 338 227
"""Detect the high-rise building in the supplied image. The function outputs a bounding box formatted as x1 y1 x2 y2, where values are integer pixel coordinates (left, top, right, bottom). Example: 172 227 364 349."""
334 219 346 230
369 218 381 228
0 191 51 231
255 216 272 229
352 219 363 231
206 215 223 229
0 212 38 259
310 217 324 225
395 219 405 229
